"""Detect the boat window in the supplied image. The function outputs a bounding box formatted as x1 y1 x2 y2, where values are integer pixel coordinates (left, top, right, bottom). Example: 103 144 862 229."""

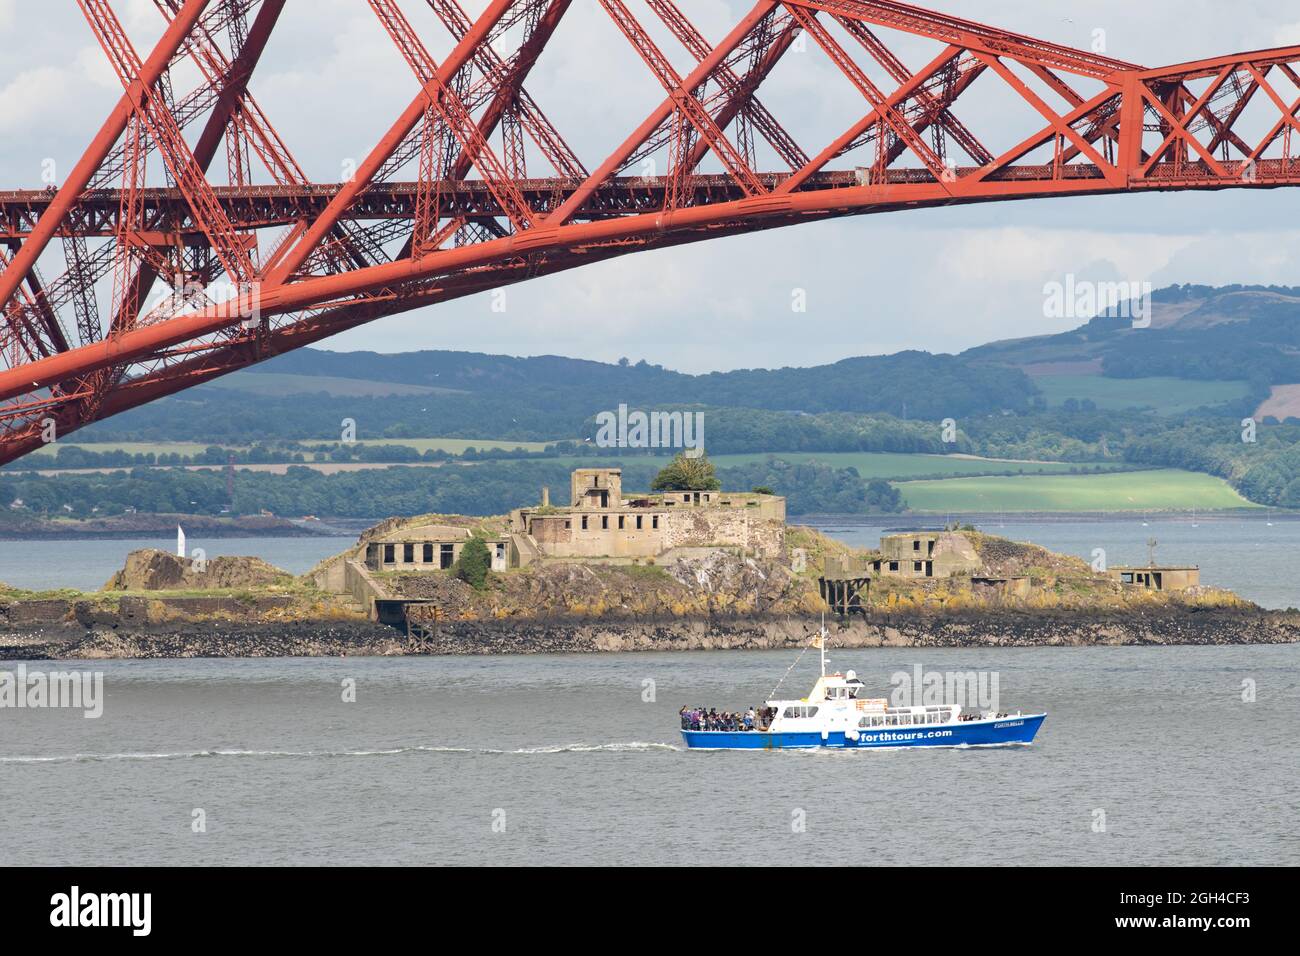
782 706 819 719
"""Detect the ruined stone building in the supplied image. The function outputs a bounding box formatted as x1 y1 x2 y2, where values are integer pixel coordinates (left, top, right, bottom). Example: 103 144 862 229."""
360 467 786 573
1108 565 1200 592
515 467 786 563
820 530 983 613
869 531 982 579
362 523 512 573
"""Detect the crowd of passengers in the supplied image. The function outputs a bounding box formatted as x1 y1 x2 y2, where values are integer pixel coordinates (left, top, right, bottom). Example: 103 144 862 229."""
680 706 774 732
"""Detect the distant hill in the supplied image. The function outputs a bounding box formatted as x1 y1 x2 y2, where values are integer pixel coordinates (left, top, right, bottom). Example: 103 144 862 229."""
235 346 1037 419
68 283 1300 445
965 284 1300 387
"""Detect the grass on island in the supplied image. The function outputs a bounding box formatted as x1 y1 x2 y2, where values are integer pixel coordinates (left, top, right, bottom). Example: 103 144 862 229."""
896 468 1260 513
1032 374 1251 415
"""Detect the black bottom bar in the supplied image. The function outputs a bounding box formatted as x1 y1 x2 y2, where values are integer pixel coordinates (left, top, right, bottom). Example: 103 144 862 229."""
2 866 1288 942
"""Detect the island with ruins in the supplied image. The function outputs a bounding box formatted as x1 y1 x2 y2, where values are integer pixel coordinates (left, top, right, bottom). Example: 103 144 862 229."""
2 459 1297 659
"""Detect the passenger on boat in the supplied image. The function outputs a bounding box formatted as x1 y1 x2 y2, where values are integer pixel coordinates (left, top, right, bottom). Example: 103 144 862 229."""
681 705 765 731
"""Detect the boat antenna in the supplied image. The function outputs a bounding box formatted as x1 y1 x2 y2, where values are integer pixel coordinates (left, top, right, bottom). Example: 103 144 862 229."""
768 628 821 700
820 612 827 679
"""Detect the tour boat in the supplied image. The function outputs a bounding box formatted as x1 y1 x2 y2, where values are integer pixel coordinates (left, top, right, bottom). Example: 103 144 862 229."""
680 630 1045 751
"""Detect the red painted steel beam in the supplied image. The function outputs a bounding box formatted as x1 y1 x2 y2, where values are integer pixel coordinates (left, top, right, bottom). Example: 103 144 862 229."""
786 0 1139 78
264 0 517 283
187 0 294 178
9 147 1300 413
3 0 1300 467
548 0 779 225
0 0 211 308
435 0 582 181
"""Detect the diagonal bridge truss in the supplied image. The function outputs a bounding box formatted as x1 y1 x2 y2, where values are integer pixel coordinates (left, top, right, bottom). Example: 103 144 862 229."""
2 0 1300 465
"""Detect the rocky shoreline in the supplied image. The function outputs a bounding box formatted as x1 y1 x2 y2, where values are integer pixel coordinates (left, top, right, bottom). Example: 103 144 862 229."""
2 608 1296 660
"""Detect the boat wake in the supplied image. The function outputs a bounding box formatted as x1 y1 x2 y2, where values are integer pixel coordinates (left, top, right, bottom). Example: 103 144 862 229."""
0 741 681 764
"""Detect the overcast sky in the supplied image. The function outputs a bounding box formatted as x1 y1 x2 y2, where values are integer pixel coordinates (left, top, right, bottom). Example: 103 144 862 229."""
3 0 1300 372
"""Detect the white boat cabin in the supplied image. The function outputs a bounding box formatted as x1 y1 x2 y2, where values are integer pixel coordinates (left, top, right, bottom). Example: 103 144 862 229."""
765 669 960 734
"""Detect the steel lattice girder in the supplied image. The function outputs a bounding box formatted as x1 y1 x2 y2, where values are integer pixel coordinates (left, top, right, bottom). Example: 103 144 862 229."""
2 0 1300 465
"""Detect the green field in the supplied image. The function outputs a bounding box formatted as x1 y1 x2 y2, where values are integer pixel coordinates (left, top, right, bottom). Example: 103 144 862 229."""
706 451 1107 479
1032 374 1250 415
530 451 1113 479
897 469 1260 512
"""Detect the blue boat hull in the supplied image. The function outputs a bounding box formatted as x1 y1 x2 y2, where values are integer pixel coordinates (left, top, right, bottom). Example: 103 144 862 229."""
681 714 1045 750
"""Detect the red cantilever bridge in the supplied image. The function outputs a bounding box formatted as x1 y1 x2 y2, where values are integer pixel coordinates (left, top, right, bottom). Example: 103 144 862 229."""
2 0 1300 466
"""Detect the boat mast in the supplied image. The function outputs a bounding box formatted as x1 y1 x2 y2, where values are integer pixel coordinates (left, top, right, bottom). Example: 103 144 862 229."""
819 612 827 678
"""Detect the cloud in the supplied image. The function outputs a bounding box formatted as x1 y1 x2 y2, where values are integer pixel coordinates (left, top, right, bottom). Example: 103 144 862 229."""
0 66 73 136
1274 23 1300 45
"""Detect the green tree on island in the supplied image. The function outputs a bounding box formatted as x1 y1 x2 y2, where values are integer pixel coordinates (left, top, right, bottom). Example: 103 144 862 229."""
454 536 493 589
651 452 722 491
